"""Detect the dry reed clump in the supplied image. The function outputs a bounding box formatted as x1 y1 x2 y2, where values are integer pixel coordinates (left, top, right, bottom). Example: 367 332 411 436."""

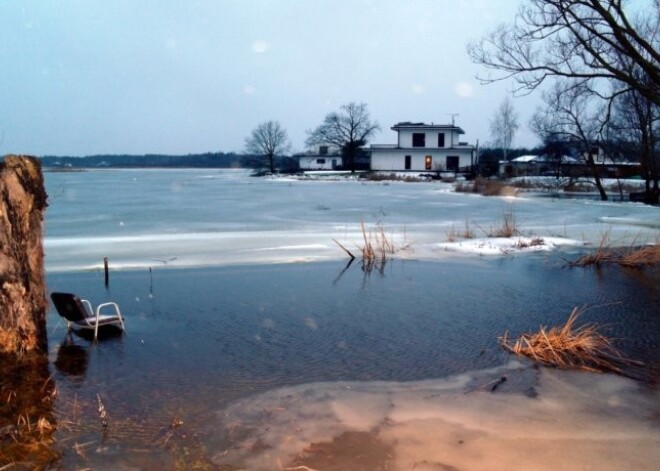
445 220 476 242
0 355 60 468
487 206 519 238
570 231 660 268
333 221 410 263
357 221 408 260
619 244 660 266
564 181 595 192
455 177 519 197
499 307 635 374
364 172 425 182
515 237 545 249
509 178 539 189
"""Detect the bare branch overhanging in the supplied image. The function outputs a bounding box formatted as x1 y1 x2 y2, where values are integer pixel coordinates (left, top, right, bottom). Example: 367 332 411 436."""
468 0 660 105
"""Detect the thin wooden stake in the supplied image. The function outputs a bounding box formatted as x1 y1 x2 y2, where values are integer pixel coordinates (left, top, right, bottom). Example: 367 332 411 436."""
103 257 109 287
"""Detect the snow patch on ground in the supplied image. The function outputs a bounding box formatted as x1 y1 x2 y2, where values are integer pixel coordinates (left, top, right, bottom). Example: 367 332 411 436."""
435 236 584 256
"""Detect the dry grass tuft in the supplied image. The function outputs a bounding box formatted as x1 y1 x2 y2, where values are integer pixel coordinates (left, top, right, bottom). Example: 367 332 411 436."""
488 206 519 238
358 221 406 260
455 178 519 197
515 237 545 249
334 222 411 273
617 244 660 267
499 306 636 374
570 231 660 268
445 220 475 242
570 231 616 266
364 172 425 182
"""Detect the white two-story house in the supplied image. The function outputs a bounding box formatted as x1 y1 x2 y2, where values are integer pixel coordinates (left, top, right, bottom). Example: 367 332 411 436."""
370 122 476 173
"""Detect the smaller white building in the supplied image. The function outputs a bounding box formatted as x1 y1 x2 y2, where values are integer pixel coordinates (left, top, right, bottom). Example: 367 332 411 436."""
298 144 343 170
370 122 476 173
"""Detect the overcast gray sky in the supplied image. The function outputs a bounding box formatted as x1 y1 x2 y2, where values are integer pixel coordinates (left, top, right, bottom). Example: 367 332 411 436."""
0 0 542 156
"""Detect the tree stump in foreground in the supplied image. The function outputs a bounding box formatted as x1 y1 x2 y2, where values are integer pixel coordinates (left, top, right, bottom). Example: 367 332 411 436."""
0 155 48 354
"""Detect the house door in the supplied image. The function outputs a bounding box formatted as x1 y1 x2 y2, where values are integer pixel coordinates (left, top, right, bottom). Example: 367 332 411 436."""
404 155 411 170
331 159 337 169
446 156 459 171
425 155 432 170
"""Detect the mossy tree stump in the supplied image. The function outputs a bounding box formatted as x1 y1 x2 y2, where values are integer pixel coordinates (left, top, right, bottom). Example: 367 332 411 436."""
0 155 48 354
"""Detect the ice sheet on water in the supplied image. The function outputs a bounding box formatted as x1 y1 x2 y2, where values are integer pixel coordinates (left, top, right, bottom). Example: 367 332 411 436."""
43 169 660 272
210 361 660 471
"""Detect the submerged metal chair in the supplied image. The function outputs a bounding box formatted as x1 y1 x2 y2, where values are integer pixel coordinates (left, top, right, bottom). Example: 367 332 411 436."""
51 292 125 340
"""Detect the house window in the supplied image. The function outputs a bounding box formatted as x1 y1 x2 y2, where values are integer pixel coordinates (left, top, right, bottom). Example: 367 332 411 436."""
446 156 459 171
438 133 445 147
412 133 425 147
425 155 432 170
316 158 326 164
319 145 329 155
404 155 411 170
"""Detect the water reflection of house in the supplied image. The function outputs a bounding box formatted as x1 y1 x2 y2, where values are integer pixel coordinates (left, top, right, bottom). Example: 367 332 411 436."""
298 144 342 170
370 122 476 173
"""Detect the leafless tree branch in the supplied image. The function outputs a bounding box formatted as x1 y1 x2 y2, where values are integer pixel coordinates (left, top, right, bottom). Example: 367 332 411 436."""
468 0 660 105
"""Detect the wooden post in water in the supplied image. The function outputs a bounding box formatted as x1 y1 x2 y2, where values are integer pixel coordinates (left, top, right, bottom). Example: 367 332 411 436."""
104 257 109 287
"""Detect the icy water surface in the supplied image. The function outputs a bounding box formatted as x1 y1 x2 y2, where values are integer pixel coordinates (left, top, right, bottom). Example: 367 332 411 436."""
34 169 660 469
44 168 660 271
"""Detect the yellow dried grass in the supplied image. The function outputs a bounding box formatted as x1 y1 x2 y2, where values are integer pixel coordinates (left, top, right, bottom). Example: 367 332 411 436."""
334 221 409 263
570 230 660 268
446 220 475 242
488 206 519 238
359 221 399 260
499 306 635 374
618 244 660 267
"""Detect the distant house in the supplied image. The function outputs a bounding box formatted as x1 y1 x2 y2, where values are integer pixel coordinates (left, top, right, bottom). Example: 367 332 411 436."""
499 146 641 178
498 154 578 177
370 122 476 173
298 144 343 170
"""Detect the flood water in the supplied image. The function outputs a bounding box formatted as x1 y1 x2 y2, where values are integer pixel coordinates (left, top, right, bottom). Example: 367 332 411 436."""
6 169 659 469
43 257 660 469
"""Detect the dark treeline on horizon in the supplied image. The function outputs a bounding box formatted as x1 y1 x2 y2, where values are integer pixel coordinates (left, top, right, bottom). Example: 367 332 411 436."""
38 151 253 168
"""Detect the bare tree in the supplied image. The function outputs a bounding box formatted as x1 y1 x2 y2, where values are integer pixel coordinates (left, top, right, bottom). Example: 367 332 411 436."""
245 121 291 174
490 97 520 161
306 102 380 173
605 10 660 203
468 0 660 106
530 80 609 200
611 87 660 202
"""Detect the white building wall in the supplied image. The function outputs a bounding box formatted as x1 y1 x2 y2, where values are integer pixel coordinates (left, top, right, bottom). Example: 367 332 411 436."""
370 149 473 171
299 156 342 170
373 124 474 172
397 129 458 149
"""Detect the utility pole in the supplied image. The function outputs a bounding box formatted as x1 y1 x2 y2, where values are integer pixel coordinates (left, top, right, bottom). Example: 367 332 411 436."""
447 113 459 126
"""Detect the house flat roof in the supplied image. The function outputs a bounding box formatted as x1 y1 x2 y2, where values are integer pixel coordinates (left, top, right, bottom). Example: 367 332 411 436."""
370 144 475 151
392 122 465 134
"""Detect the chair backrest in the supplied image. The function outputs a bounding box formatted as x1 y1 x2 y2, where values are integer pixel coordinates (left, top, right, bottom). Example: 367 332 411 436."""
51 292 89 322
